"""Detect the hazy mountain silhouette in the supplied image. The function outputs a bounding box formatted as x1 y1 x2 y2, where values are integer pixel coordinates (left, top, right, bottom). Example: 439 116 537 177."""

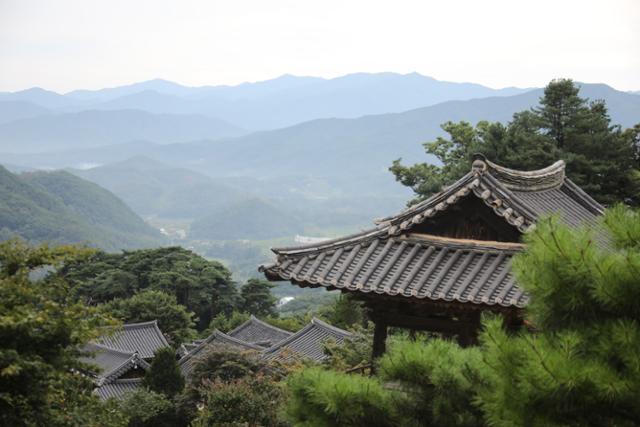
0 109 245 153
0 73 529 132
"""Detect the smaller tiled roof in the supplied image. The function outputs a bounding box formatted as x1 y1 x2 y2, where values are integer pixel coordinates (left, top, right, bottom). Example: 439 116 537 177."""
262 318 352 362
227 315 293 347
79 342 150 384
94 378 143 400
98 320 170 359
178 330 262 378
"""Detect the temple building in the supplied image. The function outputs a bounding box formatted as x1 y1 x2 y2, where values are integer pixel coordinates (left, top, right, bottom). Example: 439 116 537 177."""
83 317 352 399
260 154 604 356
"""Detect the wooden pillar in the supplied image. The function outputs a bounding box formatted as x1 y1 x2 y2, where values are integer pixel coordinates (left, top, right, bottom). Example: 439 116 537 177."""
457 311 481 347
372 319 388 359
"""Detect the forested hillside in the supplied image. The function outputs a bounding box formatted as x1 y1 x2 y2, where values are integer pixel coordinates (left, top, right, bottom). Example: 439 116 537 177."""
0 166 165 250
71 156 246 219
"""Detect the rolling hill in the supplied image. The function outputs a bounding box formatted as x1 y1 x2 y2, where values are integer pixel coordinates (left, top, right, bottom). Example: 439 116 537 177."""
0 165 166 250
70 156 249 219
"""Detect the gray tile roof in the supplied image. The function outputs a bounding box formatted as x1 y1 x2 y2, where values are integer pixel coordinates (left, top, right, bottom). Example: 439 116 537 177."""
98 320 170 359
79 342 150 384
94 378 143 400
178 330 262 378
227 315 293 347
260 156 604 310
262 318 352 362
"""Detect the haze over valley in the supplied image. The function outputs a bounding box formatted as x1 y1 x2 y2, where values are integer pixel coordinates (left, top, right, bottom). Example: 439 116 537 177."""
2 72 639 282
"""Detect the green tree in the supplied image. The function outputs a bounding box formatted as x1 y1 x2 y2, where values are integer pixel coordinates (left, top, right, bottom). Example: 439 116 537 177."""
207 310 250 333
0 239 126 426
318 293 366 330
240 278 278 317
286 367 396 427
104 290 197 345
190 375 284 427
475 209 640 426
143 347 185 398
391 79 640 206
117 388 175 427
62 247 239 329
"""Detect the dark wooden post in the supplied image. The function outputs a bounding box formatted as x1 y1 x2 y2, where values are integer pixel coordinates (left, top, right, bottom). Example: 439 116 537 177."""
372 319 388 359
457 311 481 347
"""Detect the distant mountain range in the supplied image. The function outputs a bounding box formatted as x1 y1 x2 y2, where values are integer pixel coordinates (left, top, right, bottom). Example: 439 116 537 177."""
0 73 530 138
5 82 638 173
0 166 166 250
1 77 638 245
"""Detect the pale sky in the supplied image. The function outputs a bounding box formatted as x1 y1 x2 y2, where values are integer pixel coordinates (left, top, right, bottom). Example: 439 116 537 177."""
0 0 639 93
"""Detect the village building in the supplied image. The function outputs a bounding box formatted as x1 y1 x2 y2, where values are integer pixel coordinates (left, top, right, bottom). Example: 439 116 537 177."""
84 316 352 399
260 155 604 357
80 320 169 399
261 317 352 362
227 315 293 347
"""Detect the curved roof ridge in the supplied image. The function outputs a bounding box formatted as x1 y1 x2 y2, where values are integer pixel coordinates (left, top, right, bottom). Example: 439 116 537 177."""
83 342 136 358
310 317 353 336
262 322 316 355
178 329 263 366
228 315 294 337
262 318 351 356
478 154 566 191
121 319 160 329
269 227 386 255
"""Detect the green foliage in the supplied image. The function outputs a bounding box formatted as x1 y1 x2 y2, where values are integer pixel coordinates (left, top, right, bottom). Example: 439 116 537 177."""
103 290 197 345
378 338 484 427
0 165 165 251
0 239 125 426
179 349 285 426
208 311 251 334
323 325 372 371
262 315 307 333
190 349 266 385
62 246 239 329
476 209 640 426
190 376 285 427
117 388 175 427
240 278 278 317
143 347 185 398
391 79 640 206
317 293 366 330
286 367 396 427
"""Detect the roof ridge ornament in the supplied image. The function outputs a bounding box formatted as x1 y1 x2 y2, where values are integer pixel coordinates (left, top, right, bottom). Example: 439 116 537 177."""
471 153 488 175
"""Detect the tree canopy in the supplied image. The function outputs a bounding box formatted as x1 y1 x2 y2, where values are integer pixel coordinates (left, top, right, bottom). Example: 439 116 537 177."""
0 240 125 426
61 246 238 329
391 79 640 206
103 290 196 345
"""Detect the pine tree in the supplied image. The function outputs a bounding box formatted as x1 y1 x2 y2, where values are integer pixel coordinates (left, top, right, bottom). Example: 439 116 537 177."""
476 208 640 426
239 278 277 317
390 79 640 206
143 347 185 398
